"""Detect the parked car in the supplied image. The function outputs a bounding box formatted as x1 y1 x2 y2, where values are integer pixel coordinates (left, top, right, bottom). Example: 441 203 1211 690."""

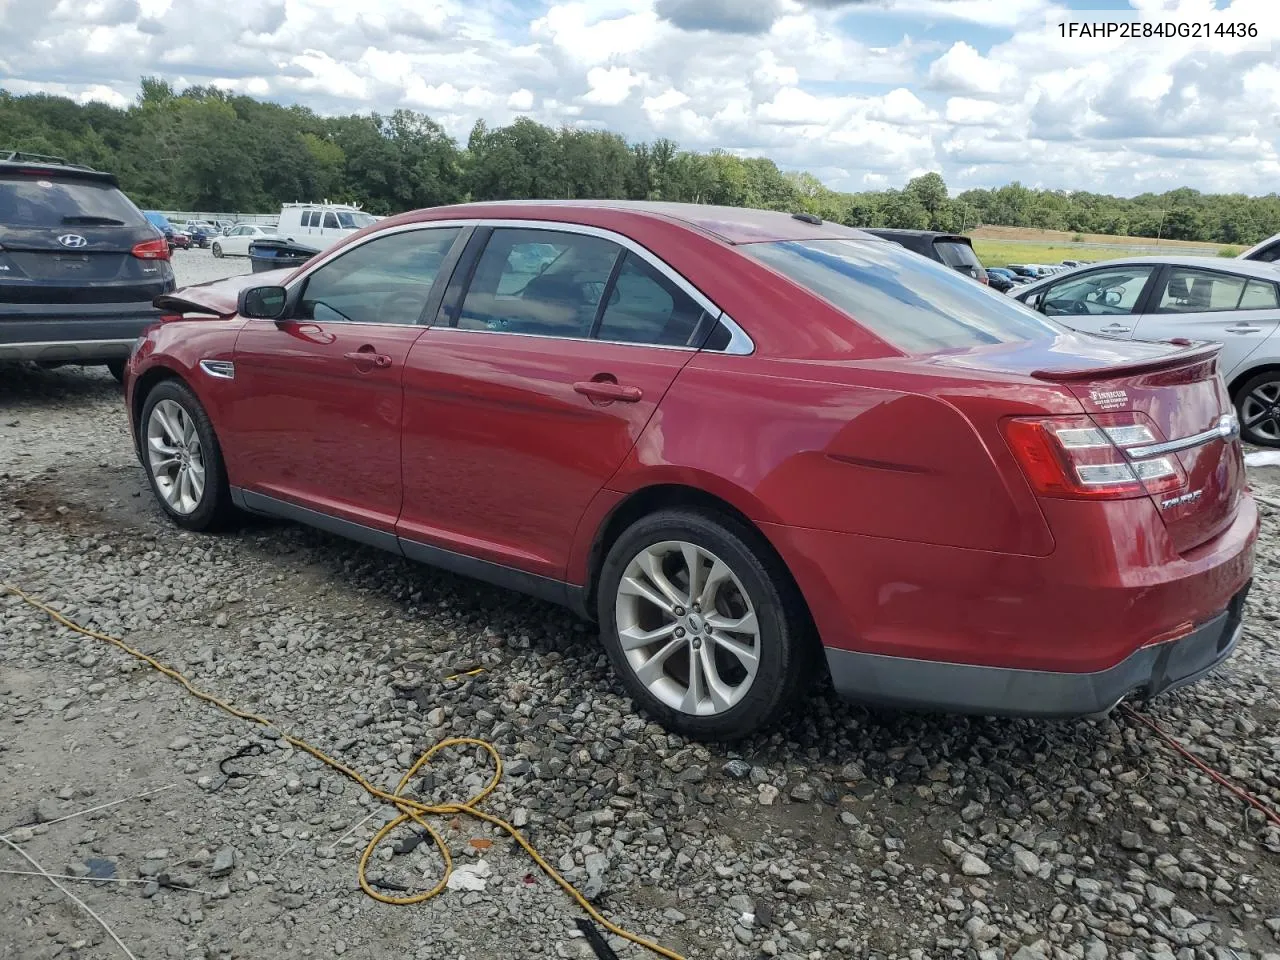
143 211 190 251
1011 255 1280 446
211 224 277 258
183 221 217 248
1238 233 1280 264
210 219 235 236
0 150 175 381
860 228 988 284
1006 264 1043 279
124 202 1257 739
983 267 1021 293
277 202 378 250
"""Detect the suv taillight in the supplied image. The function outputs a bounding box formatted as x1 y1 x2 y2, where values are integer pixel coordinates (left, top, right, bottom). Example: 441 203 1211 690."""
1004 413 1186 500
131 238 171 260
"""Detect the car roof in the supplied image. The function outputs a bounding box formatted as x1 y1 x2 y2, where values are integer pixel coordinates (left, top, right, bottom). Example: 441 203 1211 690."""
406 199 881 245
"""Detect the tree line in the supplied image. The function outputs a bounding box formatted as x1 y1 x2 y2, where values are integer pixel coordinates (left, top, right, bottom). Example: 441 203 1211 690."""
2 78 1278 245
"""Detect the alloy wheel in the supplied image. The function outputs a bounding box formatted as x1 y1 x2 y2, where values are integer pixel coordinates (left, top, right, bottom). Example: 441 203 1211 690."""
146 398 206 515
1241 379 1280 443
614 540 760 716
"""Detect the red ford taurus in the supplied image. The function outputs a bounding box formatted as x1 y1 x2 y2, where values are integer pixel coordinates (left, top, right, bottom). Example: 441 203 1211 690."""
124 202 1257 739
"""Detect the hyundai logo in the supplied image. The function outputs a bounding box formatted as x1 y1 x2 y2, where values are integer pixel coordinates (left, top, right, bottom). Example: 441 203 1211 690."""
58 234 88 248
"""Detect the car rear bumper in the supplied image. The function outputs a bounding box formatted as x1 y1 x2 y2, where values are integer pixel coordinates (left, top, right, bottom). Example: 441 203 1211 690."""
825 583 1248 716
763 491 1258 717
0 304 162 363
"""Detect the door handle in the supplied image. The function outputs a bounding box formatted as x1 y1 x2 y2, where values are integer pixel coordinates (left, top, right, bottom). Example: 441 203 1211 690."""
344 348 392 369
573 380 643 403
1225 324 1262 334
1100 323 1131 334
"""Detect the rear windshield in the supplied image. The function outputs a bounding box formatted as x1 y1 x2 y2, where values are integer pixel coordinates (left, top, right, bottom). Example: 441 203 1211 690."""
743 238 1059 353
934 239 981 269
0 174 144 228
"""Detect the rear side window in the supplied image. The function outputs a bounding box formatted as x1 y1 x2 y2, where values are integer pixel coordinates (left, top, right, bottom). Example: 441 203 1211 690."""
594 252 708 347
323 212 339 229
744 239 1058 353
934 240 981 269
1239 280 1280 310
0 175 144 227
1156 268 1248 313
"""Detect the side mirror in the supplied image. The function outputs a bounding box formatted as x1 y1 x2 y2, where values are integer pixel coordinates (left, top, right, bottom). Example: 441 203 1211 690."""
238 285 288 320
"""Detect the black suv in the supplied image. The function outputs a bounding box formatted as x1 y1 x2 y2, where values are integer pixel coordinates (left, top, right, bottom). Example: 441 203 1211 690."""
860 228 989 285
0 151 175 381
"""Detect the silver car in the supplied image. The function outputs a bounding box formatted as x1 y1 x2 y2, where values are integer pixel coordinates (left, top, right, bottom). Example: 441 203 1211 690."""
1011 255 1280 447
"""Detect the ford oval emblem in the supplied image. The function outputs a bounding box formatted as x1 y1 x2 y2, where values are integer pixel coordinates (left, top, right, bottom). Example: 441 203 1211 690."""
58 234 88 248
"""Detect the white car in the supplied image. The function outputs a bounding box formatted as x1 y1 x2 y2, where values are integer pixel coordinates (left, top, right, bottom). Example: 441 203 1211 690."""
1012 255 1280 446
211 224 277 258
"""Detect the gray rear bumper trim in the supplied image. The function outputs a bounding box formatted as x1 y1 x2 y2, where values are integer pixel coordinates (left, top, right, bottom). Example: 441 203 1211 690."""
825 588 1247 718
0 338 137 363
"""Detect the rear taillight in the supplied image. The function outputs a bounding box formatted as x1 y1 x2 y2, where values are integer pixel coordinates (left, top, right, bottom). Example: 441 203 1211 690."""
1004 412 1186 500
131 238 171 260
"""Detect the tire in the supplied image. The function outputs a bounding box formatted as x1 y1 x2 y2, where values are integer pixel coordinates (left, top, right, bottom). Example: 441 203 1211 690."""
211 243 223 258
1233 371 1280 448
104 359 126 383
139 380 235 531
596 508 813 740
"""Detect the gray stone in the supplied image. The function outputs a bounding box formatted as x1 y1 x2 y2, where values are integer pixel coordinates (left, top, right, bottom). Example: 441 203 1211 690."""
961 854 992 877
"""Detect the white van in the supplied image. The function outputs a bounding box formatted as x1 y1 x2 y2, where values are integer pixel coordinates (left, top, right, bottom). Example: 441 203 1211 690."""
276 203 378 248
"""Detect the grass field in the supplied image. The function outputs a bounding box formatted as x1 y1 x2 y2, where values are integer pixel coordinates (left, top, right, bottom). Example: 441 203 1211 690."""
969 225 1237 270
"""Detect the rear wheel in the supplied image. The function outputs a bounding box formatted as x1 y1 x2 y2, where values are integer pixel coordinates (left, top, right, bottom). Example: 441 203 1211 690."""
1234 371 1280 447
211 242 223 258
597 509 812 740
104 359 125 383
139 380 235 531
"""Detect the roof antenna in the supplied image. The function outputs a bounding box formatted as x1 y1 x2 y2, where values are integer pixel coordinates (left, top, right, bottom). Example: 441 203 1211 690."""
792 212 823 225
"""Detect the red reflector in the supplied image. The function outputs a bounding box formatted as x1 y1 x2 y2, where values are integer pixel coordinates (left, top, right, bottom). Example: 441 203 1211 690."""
132 238 171 261
157 314 184 323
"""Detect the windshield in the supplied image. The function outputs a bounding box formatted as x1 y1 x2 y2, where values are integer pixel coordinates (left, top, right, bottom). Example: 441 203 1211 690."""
743 238 1060 354
337 212 377 229
0 174 145 228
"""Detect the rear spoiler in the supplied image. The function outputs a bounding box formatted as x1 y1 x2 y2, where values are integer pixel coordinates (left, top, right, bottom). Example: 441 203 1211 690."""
1031 342 1221 382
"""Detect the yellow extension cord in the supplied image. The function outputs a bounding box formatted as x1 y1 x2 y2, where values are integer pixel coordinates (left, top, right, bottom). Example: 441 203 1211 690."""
2 584 686 960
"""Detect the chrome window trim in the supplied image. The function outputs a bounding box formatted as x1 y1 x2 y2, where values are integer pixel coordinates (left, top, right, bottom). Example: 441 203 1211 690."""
1124 413 1239 460
283 218 755 355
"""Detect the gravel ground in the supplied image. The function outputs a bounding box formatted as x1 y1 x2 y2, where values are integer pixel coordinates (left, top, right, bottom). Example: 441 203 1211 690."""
2 248 1278 960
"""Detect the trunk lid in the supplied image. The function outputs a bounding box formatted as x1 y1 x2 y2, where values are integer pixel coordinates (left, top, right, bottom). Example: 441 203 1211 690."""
933 333 1243 553
154 269 295 317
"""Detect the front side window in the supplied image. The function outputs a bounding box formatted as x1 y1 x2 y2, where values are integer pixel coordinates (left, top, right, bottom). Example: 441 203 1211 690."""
457 228 621 338
1039 266 1155 317
298 227 460 326
338 211 377 229
594 252 709 347
743 238 1059 354
1156 268 1250 313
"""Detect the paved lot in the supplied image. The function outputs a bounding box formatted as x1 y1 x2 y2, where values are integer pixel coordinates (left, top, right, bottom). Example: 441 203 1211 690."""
1 252 1278 960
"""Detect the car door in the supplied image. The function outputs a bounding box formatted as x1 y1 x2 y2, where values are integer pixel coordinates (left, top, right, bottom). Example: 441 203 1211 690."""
223 225 465 540
1023 263 1158 338
1130 266 1280 381
398 225 720 581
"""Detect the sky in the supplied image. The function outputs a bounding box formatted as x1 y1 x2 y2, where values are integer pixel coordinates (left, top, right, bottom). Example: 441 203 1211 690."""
1 0 1278 197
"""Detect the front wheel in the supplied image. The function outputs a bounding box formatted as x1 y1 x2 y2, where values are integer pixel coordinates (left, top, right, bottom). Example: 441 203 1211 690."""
1234 371 1280 447
597 509 812 740
211 242 223 258
139 380 235 531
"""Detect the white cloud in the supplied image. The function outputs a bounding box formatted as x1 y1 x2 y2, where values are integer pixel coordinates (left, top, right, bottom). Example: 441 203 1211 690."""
582 66 644 106
0 0 1276 196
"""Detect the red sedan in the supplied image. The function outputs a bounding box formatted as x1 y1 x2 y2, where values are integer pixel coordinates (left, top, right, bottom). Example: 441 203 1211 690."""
124 202 1257 739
